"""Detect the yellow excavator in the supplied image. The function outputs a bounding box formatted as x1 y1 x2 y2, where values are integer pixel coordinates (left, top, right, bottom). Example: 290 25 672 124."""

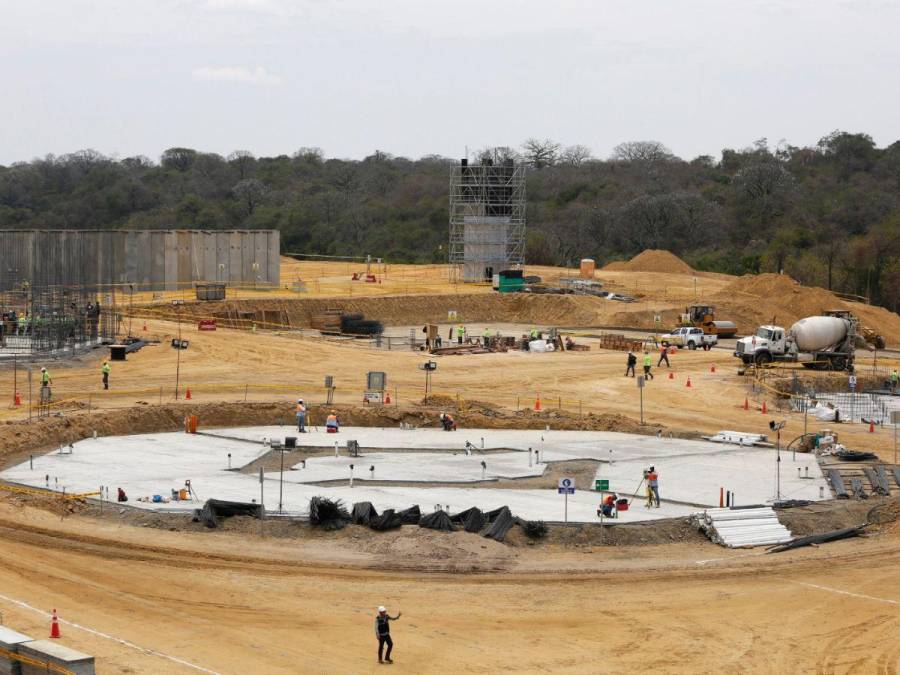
680 305 737 338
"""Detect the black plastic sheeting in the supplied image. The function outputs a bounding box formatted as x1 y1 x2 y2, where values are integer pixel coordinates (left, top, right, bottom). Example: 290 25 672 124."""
309 496 351 530
197 499 263 528
483 507 516 542
850 478 869 500
352 501 379 525
836 449 878 462
397 505 421 524
451 507 486 533
419 510 455 531
369 509 403 531
767 524 866 553
863 468 890 496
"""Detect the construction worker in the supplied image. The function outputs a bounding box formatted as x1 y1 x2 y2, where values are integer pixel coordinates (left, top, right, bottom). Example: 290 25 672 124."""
17 313 26 336
625 351 637 377
657 344 670 368
40 367 52 389
647 466 660 507
599 492 617 518
101 360 110 390
440 412 457 431
326 410 340 433
529 327 539 340
891 370 898 395
375 605 401 664
456 324 466 345
295 398 307 433
848 374 857 393
642 351 654 380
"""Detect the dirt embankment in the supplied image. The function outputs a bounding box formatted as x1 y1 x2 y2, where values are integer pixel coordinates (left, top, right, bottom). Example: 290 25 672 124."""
137 293 613 328
602 249 695 274
0 401 694 472
712 273 900 341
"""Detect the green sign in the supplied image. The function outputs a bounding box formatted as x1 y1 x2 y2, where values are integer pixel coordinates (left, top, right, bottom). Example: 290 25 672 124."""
595 479 609 491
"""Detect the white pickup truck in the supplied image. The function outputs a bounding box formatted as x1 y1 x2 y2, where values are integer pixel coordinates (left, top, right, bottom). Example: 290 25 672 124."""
659 327 717 350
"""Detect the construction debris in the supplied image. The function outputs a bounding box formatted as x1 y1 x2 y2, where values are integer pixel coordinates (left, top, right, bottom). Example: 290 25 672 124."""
196 499 263 528
767 524 866 553
309 496 351 530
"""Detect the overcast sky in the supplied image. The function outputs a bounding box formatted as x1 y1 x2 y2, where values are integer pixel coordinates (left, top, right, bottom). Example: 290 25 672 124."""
1 0 898 164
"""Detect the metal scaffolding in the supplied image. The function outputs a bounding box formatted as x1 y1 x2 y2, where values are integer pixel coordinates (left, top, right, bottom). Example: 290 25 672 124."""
0 284 120 359
449 159 526 282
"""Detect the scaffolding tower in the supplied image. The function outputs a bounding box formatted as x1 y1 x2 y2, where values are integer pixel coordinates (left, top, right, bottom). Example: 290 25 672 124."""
449 158 526 282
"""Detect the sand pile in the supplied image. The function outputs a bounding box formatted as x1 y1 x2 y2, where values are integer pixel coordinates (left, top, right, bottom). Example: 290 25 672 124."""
712 273 900 342
602 250 695 274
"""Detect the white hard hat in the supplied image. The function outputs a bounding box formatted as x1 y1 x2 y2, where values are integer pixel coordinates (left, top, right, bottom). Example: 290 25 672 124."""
41 367 46 371
297 399 303 403
378 606 386 613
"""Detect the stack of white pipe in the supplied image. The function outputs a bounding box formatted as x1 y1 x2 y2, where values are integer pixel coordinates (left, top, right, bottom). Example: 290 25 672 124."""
697 507 793 548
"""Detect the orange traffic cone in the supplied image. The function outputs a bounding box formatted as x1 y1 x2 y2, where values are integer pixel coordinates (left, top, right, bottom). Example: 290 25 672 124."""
761 400 767 414
50 609 61 638
869 420 875 433
185 388 192 400
685 377 692 388
710 364 716 373
743 397 749 411
14 392 21 406
534 393 542 411
668 371 674 380
385 391 391 404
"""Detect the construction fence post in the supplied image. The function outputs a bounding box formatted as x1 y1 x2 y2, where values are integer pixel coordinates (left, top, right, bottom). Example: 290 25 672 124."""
244 384 248 402
558 396 561 411
87 394 92 414
516 394 520 411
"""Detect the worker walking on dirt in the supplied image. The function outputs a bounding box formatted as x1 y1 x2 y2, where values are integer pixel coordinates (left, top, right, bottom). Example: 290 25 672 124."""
891 370 898 395
456 324 466 345
101 360 110 390
40 367 52 389
296 398 307 433
657 345 670 368
375 605 401 664
625 351 637 377
647 466 660 507
642 352 654 380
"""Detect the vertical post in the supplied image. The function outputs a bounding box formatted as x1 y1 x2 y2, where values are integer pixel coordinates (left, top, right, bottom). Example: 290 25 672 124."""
564 491 568 524
174 304 182 400
278 447 284 513
776 429 781 501
528 447 532 467
259 466 265 535
640 384 644 425
100 485 103 514
27 366 32 422
12 355 16 407
245 384 248 402
87 394 92 414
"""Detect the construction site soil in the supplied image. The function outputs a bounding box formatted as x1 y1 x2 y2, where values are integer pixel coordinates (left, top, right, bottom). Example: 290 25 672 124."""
601 249 696 274
1 255 899 672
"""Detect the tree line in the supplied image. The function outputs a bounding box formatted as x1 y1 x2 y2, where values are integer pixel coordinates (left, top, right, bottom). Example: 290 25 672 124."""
0 132 898 311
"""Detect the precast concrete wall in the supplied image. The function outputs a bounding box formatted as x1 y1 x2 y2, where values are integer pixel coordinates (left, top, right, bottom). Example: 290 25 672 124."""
0 230 279 291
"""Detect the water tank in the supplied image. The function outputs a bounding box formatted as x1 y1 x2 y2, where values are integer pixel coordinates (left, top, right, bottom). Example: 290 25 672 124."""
579 259 596 279
789 316 849 352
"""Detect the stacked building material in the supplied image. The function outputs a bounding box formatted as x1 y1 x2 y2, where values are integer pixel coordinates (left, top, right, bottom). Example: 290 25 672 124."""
695 507 793 548
598 334 643 352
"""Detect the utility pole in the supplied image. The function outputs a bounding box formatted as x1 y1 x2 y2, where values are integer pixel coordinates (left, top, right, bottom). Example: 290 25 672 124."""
172 300 183 399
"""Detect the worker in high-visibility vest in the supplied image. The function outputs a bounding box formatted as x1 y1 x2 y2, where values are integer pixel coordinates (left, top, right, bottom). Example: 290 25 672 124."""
642 352 654 379
326 410 340 433
529 327 539 340
456 324 465 345
295 398 307 433
101 360 111 390
17 314 26 336
40 367 52 388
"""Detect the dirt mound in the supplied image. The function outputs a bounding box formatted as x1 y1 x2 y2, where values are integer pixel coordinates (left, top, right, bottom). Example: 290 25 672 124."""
145 294 610 328
712 273 900 341
602 250 694 274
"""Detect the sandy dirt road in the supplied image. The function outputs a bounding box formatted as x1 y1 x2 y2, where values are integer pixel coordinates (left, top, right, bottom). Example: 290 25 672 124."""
0 503 898 674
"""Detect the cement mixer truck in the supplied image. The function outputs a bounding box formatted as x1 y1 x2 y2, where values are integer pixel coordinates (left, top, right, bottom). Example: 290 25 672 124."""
734 310 884 372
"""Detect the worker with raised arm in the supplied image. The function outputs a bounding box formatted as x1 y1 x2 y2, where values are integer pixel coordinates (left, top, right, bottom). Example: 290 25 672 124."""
375 605 401 664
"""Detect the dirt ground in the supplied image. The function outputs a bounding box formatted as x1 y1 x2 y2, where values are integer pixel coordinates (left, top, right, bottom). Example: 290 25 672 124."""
1 255 899 673
0 498 898 673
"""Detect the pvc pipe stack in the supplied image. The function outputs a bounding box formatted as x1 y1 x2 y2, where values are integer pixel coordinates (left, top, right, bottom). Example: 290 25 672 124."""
695 506 793 548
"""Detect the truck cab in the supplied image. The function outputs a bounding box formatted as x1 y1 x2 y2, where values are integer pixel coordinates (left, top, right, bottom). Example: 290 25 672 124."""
734 325 787 365
660 327 717 350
